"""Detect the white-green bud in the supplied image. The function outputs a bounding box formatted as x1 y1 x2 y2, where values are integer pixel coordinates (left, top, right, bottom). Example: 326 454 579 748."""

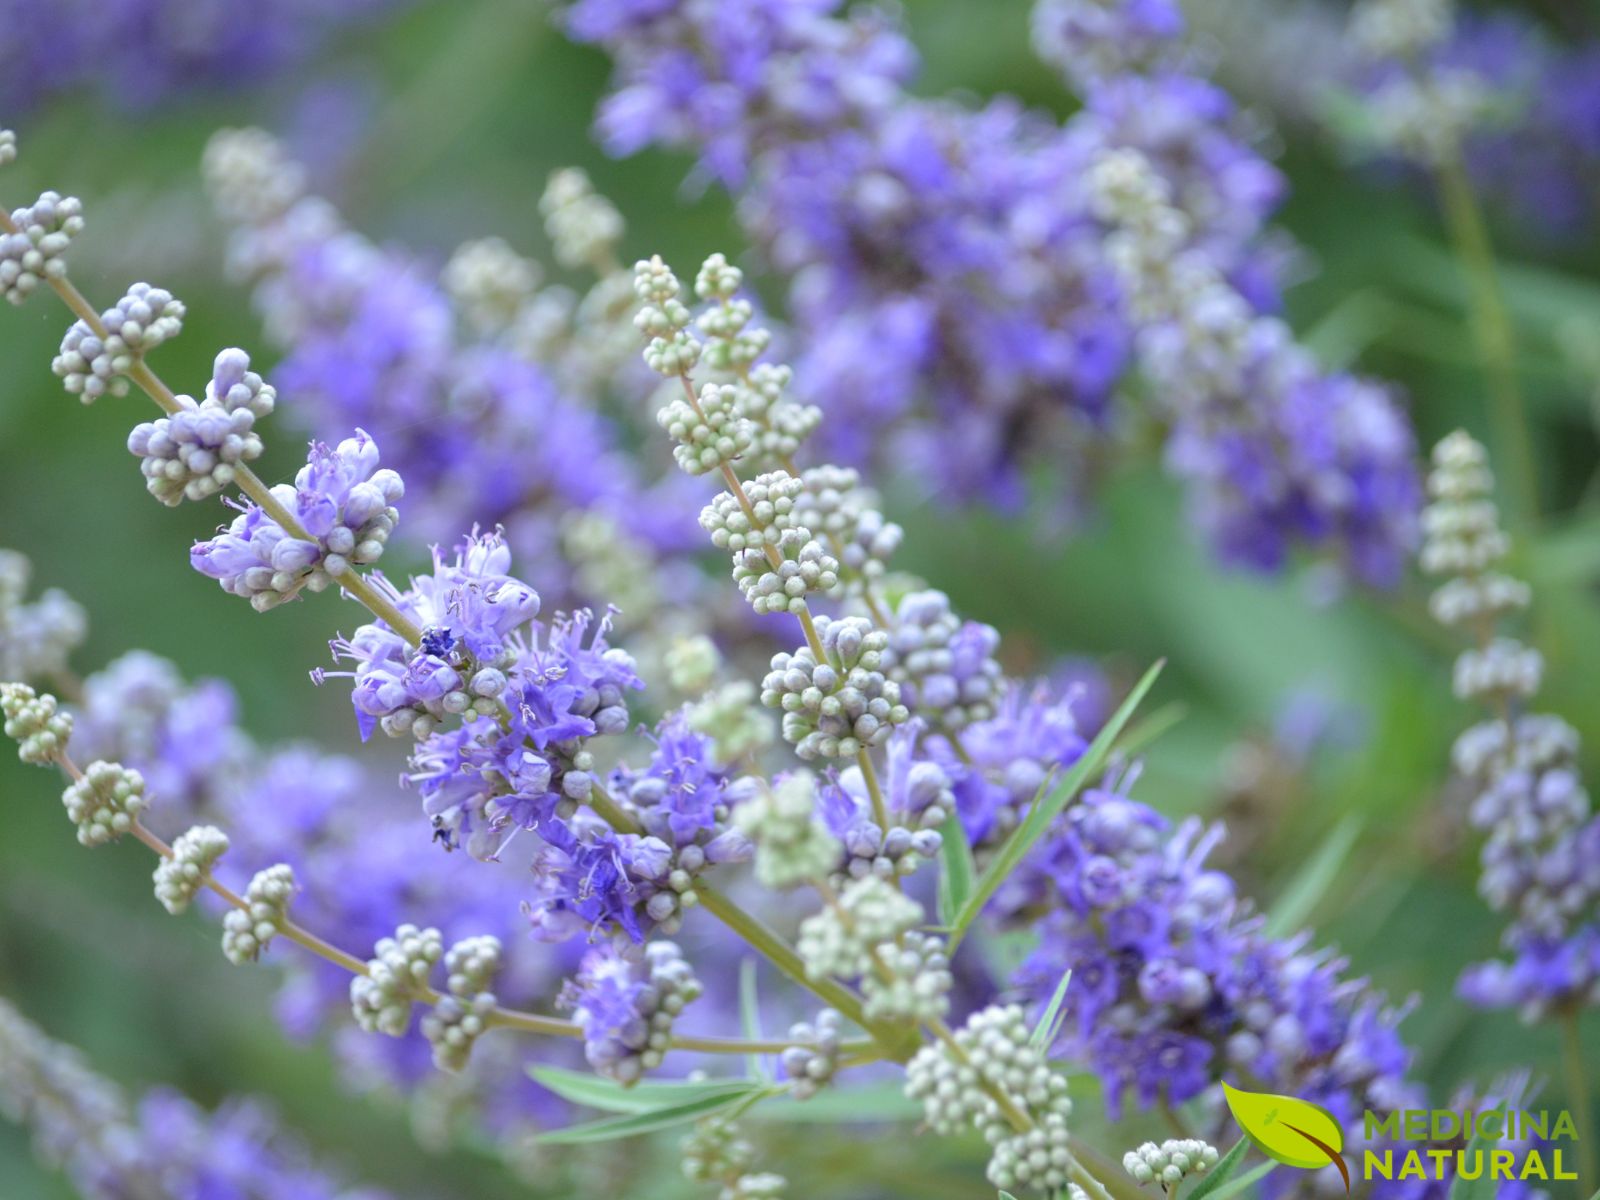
731 533 838 617
351 924 444 1037
796 875 922 979
862 931 952 1022
725 1173 786 1200
222 864 296 964
1 683 72 765
665 634 721 696
541 169 623 271
658 383 753 474
1124 1139 1219 1189
682 1114 755 1184
694 252 743 301
61 760 146 847
153 825 229 914
733 772 841 890
760 617 908 759
1 192 83 306
443 237 540 334
0 130 16 167
700 471 805 552
780 1008 843 1100
689 681 775 762
53 283 185 403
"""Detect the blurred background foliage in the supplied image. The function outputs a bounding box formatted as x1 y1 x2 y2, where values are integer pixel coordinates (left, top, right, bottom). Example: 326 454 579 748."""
2 0 1598 1195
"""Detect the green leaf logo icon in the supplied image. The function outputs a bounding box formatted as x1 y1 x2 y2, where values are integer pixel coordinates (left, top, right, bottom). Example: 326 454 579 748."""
1221 1082 1349 1191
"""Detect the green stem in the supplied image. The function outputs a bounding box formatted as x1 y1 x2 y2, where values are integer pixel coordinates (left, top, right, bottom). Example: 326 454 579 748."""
1561 1012 1597 1198
1434 149 1539 526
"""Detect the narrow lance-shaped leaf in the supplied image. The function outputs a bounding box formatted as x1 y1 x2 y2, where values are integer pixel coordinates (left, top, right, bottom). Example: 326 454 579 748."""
739 957 769 1082
952 659 1164 937
1192 1160 1275 1200
529 1065 760 1115
1264 814 1363 939
533 1085 774 1145
1029 968 1072 1050
1183 1136 1255 1200
937 809 976 927
1448 1131 1501 1200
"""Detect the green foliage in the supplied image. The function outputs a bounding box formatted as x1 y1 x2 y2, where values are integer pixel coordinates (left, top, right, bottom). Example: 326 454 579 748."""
949 660 1164 940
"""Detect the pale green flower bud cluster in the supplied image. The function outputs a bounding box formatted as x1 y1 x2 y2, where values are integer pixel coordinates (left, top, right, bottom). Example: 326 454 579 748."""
542 169 624 272
1453 713 1578 784
221 864 296 964
797 875 922 979
1422 433 1542 702
690 681 775 762
1122 1138 1220 1189
2 191 83 306
682 1115 785 1200
1351 0 1452 60
351 924 444 1037
724 1173 786 1199
734 363 822 468
733 771 841 889
1 683 72 765
780 1008 843 1100
153 825 229 915
682 1114 755 1184
1091 148 1253 397
1453 637 1542 702
862 931 952 1023
904 1004 1074 1192
665 634 721 696
562 510 662 631
202 128 306 227
1364 72 1494 167
422 935 502 1072
1421 431 1526 623
61 761 146 847
732 531 839 616
659 383 753 475
0 129 15 168
794 466 902 592
761 616 909 759
443 237 541 335
0 551 87 685
694 254 771 372
635 255 704 377
53 283 185 402
701 472 805 552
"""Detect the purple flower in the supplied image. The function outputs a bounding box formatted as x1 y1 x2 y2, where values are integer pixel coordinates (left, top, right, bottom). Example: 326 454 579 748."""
190 429 403 610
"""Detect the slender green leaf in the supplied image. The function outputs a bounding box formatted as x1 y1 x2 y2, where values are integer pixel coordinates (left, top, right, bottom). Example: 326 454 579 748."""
1029 968 1073 1050
1000 1192 1019 1200
1264 814 1363 938
1448 1132 1498 1200
953 660 1164 934
533 1087 770 1145
937 809 977 927
1192 1162 1274 1200
1183 1137 1254 1200
1113 700 1188 761
749 1082 923 1124
529 1065 758 1115
739 957 768 1082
